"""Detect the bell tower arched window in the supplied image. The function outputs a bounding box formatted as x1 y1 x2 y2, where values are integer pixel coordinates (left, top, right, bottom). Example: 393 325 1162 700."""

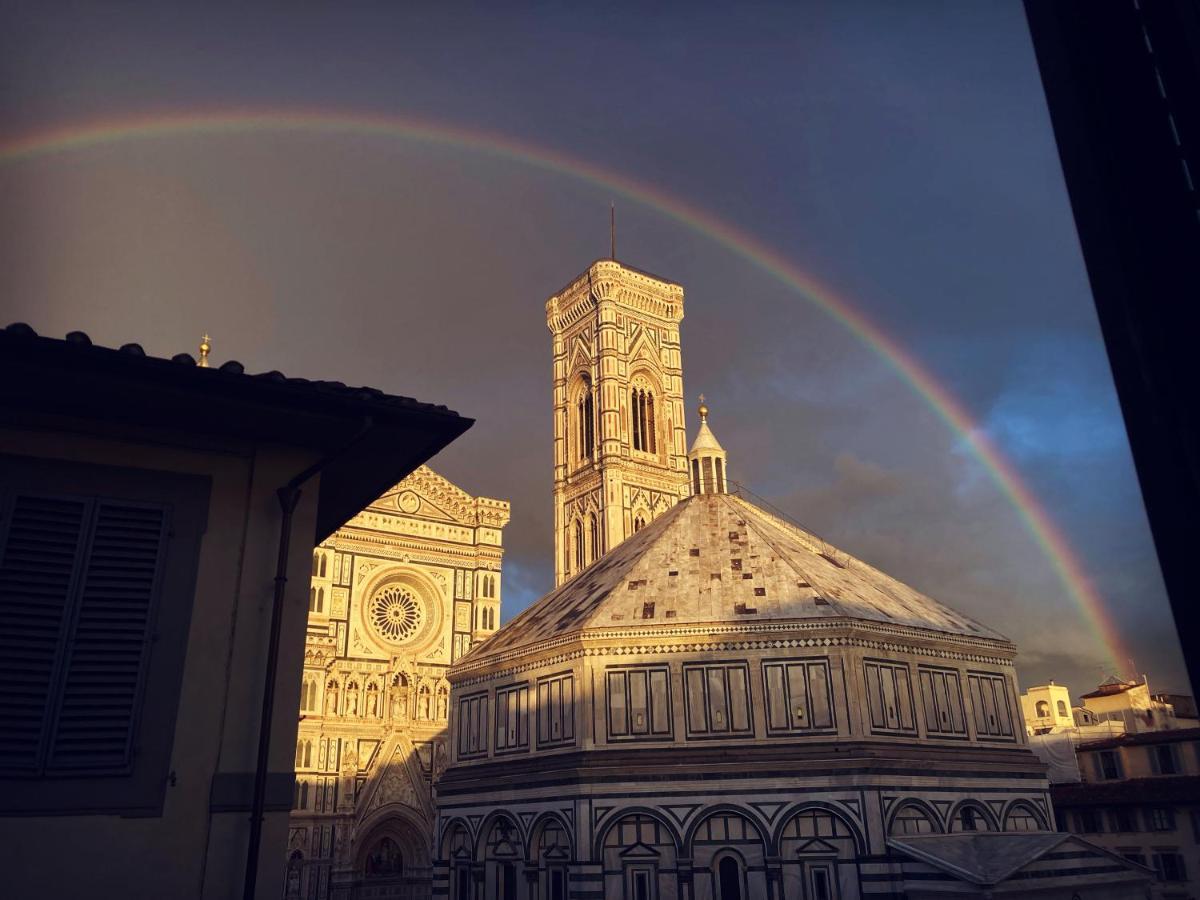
575 375 595 461
574 519 585 573
630 386 657 453
589 513 600 562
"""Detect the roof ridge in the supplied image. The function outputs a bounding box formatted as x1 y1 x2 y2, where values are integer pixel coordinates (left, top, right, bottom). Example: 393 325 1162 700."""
465 499 691 660
887 833 1071 886
727 495 1004 641
729 494 921 625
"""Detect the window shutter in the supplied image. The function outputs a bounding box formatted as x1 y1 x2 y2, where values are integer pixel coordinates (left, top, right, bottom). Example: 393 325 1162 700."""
0 495 89 773
46 501 167 772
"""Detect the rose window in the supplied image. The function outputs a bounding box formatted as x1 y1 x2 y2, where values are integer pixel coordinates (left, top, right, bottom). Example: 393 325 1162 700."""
369 585 424 644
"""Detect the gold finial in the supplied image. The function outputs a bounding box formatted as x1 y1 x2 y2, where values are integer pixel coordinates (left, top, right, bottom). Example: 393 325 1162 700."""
698 393 708 422
198 334 211 368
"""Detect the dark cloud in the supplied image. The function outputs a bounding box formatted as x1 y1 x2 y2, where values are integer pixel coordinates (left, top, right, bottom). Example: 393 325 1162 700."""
0 0 1184 700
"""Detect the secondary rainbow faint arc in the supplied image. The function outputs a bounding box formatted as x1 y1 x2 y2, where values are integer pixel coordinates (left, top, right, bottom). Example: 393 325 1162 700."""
0 108 1129 668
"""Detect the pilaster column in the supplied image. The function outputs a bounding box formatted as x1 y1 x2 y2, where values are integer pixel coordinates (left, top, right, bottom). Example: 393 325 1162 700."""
677 857 694 900
765 856 784 900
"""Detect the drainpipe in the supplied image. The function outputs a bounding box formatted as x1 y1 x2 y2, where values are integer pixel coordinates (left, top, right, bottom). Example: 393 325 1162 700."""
242 418 374 900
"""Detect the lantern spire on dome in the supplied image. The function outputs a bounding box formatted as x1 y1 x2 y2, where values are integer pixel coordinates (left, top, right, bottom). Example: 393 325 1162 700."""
688 394 728 494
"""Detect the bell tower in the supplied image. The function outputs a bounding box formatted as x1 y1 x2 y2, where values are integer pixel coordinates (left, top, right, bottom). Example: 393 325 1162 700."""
547 259 690 585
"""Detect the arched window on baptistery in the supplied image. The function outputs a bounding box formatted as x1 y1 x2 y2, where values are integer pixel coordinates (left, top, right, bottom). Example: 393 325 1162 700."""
1003 802 1045 832
531 816 572 900
951 802 995 833
690 811 764 900
890 802 940 835
602 812 676 900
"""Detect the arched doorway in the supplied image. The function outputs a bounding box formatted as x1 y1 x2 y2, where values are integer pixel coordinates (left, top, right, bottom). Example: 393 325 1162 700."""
353 815 431 899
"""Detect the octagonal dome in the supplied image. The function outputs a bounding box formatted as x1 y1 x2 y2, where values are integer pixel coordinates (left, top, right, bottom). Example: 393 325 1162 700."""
467 490 1009 666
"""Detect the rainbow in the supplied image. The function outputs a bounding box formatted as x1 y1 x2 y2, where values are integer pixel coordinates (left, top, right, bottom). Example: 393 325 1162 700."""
0 108 1130 670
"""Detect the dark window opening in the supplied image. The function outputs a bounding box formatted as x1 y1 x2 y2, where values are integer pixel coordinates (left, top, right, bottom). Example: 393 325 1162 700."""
811 868 831 900
1098 750 1123 780
718 857 741 900
631 387 656 453
497 861 517 899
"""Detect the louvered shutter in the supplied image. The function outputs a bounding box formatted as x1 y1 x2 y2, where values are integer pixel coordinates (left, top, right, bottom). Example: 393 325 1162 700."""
0 495 89 773
46 502 167 771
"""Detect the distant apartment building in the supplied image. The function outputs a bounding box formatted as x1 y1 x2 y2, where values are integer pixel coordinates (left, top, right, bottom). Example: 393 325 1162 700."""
1081 678 1185 734
1053 728 1200 899
1022 678 1193 740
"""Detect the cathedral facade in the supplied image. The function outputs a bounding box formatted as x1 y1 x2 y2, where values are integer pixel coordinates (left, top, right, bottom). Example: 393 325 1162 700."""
429 259 1150 900
287 467 509 900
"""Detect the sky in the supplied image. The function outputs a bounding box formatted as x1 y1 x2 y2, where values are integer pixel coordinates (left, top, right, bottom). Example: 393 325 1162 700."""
0 1 1186 698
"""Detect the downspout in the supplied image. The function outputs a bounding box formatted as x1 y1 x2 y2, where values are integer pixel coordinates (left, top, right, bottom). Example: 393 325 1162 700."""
242 417 374 900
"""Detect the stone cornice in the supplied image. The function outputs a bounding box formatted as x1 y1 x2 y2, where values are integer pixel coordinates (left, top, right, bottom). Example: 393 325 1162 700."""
547 261 684 333
332 532 504 569
450 618 1017 685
